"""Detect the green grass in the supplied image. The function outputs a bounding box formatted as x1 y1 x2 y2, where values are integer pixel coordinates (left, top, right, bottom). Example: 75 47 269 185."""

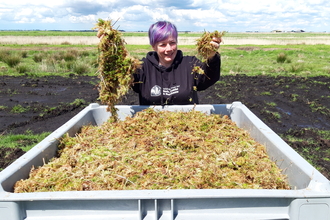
1 34 330 77
280 129 330 174
70 98 86 106
265 101 277 107
281 129 330 144
262 109 281 120
0 48 98 77
290 94 299 102
260 91 272 96
219 44 330 77
0 131 51 152
10 104 29 113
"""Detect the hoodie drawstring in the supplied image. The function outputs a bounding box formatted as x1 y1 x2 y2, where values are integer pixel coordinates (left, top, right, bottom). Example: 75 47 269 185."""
160 69 164 106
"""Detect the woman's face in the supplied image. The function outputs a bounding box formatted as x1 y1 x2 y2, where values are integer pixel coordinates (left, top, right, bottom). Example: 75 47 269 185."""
152 36 177 67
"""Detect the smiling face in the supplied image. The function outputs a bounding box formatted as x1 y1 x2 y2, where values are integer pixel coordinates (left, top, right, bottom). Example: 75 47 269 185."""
152 36 177 68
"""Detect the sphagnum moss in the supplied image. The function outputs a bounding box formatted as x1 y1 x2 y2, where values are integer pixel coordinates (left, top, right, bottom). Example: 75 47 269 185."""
14 109 290 193
93 19 140 120
196 30 225 62
191 30 225 78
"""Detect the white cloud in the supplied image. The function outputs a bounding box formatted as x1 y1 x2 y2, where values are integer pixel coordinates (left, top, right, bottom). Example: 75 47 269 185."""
41 17 56 23
194 21 209 27
0 0 330 31
15 8 34 17
16 17 33 24
69 15 96 23
108 5 152 21
150 9 171 22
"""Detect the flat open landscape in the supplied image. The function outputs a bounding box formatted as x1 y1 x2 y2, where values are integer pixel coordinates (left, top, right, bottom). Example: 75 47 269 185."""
0 32 329 180
2 32 330 45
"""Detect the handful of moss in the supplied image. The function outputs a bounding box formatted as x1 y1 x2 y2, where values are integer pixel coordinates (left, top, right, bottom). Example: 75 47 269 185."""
14 109 289 192
93 19 140 120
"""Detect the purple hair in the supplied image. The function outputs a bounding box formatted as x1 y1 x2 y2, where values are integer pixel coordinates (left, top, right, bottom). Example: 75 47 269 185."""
148 21 178 47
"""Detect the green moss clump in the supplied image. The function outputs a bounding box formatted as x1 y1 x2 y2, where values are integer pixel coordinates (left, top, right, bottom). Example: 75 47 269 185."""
196 30 225 62
93 19 141 120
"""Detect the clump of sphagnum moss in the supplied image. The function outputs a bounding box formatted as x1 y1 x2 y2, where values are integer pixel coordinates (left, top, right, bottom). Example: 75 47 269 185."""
196 30 225 62
192 30 225 79
14 109 290 193
93 19 141 120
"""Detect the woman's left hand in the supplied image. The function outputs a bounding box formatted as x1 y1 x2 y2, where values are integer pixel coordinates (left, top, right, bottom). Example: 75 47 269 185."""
208 37 222 58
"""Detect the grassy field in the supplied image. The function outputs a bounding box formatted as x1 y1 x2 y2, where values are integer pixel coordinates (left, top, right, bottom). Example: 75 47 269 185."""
2 31 330 45
1 40 330 78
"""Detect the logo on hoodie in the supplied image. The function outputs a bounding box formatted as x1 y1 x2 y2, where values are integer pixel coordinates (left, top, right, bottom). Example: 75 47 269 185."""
151 85 180 97
151 85 162 96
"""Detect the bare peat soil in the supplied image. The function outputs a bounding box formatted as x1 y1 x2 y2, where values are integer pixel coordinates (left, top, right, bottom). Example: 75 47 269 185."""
0 74 329 178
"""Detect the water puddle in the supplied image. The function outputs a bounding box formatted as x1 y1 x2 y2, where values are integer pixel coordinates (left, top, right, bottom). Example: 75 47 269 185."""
32 87 68 93
276 107 291 115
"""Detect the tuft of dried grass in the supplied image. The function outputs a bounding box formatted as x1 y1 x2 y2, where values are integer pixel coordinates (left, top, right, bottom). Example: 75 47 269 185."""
14 109 290 193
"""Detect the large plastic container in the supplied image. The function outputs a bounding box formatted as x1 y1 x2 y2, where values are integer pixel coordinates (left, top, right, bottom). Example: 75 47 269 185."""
0 102 329 220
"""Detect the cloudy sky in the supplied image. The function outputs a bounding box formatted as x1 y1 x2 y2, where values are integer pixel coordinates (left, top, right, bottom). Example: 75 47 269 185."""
0 0 329 32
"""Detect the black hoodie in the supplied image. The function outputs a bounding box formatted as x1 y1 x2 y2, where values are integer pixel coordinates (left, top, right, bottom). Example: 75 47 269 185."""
132 50 221 105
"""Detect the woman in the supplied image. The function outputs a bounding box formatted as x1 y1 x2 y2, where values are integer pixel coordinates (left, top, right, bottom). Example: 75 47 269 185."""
132 21 221 105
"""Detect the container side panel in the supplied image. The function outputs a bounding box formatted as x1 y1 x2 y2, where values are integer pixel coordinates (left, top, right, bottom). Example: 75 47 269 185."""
21 198 292 220
289 198 330 220
0 202 25 220
174 197 290 216
25 200 139 220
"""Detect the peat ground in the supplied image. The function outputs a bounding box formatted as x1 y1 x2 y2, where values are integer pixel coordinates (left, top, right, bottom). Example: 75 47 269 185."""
0 74 329 179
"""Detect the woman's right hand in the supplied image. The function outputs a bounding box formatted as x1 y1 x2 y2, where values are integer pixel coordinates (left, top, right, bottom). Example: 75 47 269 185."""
97 29 104 39
210 37 222 49
208 37 222 58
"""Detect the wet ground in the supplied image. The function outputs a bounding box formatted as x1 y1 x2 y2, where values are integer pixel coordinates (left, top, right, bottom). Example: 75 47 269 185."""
0 74 329 178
